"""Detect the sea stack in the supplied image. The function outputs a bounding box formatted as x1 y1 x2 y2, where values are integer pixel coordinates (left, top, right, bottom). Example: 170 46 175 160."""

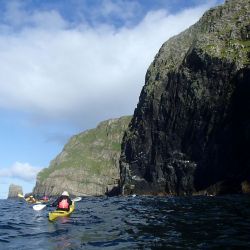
8 184 23 199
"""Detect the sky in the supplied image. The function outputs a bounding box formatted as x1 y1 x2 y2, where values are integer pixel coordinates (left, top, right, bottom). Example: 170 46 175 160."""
0 0 224 199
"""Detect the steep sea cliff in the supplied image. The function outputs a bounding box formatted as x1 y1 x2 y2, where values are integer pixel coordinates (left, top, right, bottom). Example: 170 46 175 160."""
33 116 131 197
120 0 250 195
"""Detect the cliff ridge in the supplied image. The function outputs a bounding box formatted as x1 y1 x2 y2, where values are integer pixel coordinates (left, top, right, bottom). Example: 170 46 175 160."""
33 116 131 196
120 0 250 195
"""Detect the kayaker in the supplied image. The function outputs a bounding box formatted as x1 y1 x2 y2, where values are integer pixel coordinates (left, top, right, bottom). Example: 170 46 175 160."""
51 191 72 211
26 195 36 203
42 195 49 202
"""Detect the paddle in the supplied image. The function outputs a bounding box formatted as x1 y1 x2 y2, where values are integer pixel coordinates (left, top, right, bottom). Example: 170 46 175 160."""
18 193 30 203
18 193 25 199
33 197 82 211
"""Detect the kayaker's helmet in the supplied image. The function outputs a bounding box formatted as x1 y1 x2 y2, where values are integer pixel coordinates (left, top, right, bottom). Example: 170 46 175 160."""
62 191 69 196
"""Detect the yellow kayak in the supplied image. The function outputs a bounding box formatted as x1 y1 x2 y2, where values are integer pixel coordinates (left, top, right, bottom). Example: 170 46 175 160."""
27 200 41 204
48 202 75 221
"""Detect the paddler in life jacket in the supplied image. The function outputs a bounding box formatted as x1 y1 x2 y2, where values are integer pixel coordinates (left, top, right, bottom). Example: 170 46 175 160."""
25 195 36 203
51 191 72 211
42 195 49 202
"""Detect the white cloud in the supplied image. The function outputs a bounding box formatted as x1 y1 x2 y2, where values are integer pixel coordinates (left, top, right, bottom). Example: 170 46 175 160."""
2 0 67 30
98 0 140 24
0 162 41 182
0 1 217 128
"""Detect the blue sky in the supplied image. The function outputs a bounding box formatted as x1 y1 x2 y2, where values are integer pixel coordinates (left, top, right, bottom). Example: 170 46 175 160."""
0 0 224 198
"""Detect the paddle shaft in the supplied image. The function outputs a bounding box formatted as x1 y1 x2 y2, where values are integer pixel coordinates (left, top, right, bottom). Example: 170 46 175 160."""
33 197 82 211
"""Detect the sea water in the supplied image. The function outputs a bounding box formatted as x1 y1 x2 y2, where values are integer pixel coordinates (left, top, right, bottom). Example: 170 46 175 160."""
0 195 249 249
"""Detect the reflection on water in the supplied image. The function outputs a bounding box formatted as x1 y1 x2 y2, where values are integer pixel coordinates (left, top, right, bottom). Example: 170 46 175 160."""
0 195 250 249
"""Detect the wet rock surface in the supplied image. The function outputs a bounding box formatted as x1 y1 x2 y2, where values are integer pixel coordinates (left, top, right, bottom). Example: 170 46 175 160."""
8 184 23 199
120 0 250 195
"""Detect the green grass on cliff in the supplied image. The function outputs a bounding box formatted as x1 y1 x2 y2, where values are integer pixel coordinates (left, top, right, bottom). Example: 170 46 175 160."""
37 116 131 182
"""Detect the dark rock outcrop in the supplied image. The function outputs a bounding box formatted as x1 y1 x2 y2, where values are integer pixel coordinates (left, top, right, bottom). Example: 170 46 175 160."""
8 184 23 199
33 116 131 197
120 0 250 195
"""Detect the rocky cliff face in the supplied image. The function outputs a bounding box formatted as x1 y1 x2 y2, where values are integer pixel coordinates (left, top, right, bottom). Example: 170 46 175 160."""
33 116 131 197
8 184 23 199
120 0 250 195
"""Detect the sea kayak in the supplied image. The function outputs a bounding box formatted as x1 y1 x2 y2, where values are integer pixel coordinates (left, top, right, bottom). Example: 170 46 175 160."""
18 194 44 204
48 202 75 221
27 200 42 204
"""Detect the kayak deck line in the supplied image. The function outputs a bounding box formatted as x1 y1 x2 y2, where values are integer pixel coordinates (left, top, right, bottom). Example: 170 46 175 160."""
52 210 70 214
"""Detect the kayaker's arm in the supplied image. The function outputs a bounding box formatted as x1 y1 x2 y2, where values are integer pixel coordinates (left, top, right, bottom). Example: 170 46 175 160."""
48 198 59 207
68 198 72 206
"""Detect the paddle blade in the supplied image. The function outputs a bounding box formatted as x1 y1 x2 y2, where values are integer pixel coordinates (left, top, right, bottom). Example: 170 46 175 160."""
72 197 82 202
33 204 47 211
18 193 24 198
